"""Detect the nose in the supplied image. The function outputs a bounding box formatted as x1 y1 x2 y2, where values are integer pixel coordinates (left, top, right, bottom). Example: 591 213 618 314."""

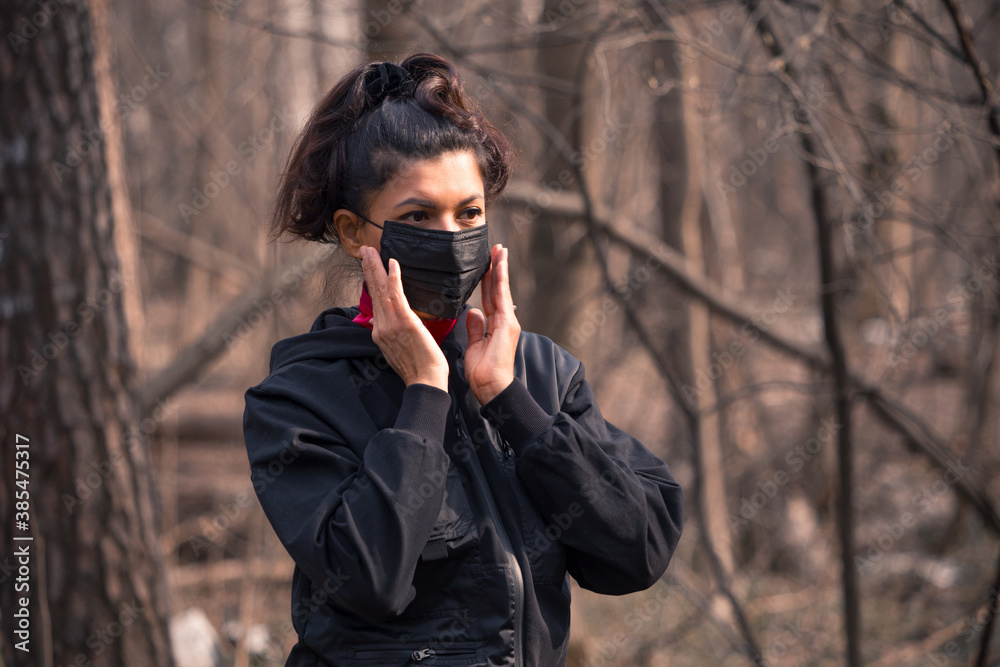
432 217 464 233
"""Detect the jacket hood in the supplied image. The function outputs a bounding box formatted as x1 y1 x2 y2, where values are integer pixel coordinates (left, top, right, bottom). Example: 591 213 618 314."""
268 305 470 372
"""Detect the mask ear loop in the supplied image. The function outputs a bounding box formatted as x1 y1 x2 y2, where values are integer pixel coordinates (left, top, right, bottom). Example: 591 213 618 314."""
355 212 384 231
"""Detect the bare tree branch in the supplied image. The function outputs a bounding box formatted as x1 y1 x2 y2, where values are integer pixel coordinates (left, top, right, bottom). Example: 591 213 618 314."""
137 211 253 283
504 179 1000 533
737 4 867 660
974 549 1000 666
141 246 332 417
939 0 1000 172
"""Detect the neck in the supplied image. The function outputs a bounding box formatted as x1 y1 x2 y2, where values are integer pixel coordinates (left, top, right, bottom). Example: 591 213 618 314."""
353 283 458 345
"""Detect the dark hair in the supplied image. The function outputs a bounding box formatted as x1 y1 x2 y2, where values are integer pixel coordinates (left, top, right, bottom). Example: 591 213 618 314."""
270 53 513 244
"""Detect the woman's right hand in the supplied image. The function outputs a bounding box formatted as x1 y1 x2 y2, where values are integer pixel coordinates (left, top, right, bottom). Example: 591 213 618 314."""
360 245 449 391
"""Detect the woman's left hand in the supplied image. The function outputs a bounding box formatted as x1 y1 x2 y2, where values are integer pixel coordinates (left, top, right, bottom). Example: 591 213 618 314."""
465 244 520 405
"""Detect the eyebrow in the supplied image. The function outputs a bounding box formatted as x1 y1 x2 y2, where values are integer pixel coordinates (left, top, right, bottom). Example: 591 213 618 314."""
393 194 484 209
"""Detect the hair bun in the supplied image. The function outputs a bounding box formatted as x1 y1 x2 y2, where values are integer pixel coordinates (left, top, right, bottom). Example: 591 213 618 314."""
364 63 416 105
270 53 513 245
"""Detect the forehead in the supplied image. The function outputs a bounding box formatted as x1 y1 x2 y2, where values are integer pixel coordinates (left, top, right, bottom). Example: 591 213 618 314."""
381 150 484 203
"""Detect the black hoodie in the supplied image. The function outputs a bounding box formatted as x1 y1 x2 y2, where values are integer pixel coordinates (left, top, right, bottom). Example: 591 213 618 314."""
243 305 684 666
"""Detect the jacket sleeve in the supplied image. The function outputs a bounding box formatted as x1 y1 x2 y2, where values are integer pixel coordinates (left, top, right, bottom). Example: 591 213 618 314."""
243 379 452 621
480 362 684 595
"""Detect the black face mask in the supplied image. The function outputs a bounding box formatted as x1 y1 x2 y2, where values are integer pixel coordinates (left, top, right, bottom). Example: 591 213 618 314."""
360 216 491 319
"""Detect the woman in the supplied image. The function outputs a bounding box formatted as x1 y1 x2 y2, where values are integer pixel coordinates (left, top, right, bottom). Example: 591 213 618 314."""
243 53 684 666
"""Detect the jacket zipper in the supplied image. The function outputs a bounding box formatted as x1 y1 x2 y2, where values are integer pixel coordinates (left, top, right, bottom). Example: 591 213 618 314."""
356 646 477 662
449 388 524 666
496 434 514 460
400 647 479 664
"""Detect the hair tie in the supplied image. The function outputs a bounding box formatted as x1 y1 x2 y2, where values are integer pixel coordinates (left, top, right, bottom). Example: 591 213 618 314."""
365 63 415 105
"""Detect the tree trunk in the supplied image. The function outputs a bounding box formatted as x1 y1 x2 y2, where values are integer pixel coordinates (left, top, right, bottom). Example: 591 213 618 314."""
675 28 733 579
526 0 602 350
0 1 173 665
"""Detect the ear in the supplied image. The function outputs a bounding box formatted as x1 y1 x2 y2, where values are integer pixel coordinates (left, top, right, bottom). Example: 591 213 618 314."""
333 209 367 259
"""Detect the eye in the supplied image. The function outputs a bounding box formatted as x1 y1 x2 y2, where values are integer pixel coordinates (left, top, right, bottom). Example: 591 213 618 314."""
398 210 430 223
459 207 484 222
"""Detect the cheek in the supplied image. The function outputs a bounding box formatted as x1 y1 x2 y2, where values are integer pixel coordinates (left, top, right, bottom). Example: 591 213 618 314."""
360 224 383 252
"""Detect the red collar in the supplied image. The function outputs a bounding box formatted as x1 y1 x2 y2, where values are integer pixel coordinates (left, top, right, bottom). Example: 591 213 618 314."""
352 283 458 346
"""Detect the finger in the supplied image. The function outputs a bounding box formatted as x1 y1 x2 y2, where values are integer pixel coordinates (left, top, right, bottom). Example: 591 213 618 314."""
362 246 388 297
498 246 515 316
481 244 500 316
361 247 390 320
491 245 504 310
466 308 486 345
385 257 413 315
490 245 509 315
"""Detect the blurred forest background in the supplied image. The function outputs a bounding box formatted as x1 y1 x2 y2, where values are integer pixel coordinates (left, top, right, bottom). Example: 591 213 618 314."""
2 0 1000 665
